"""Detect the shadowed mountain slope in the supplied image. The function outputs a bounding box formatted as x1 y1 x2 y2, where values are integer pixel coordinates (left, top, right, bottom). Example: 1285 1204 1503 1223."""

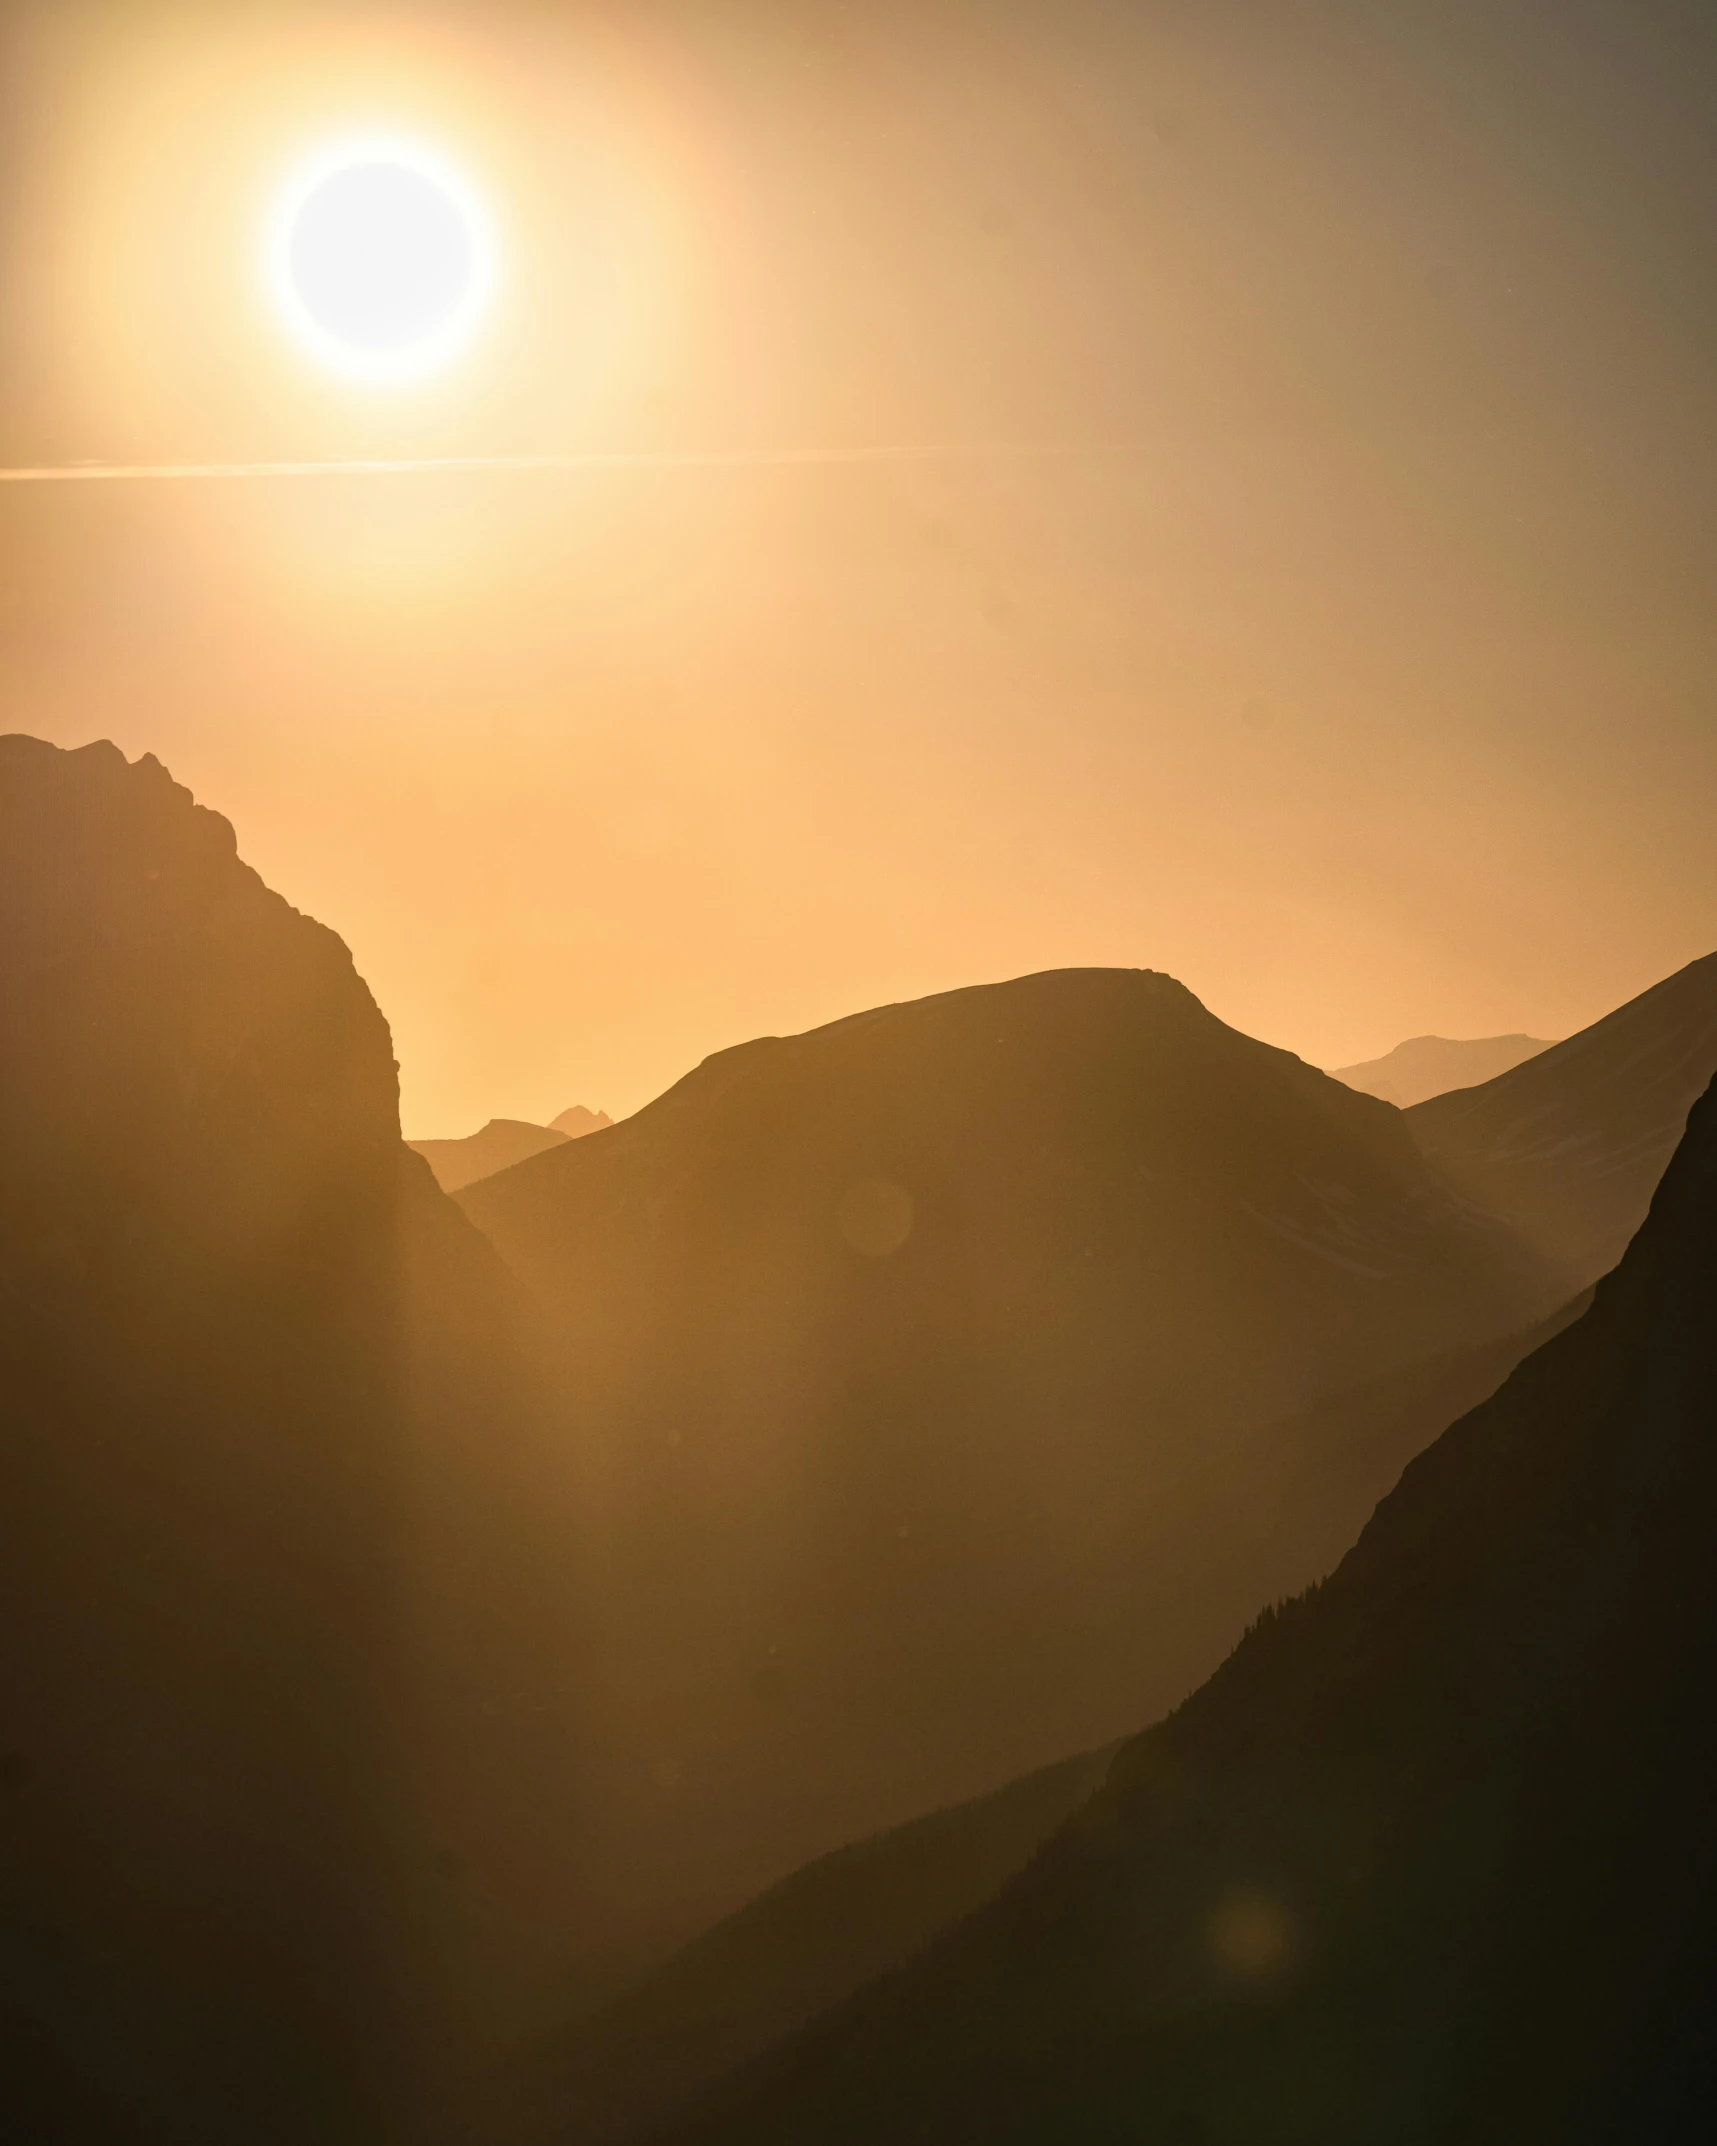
511 1743 1117 2146
1406 952 1717 1292
513 1299 1582 2146
0 738 574 2144
1101 1290 1591 1708
656 1074 1717 2146
460 970 1559 1957
1331 1033 1552 1107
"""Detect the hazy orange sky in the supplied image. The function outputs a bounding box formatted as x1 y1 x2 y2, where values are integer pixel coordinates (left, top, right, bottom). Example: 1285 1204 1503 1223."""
4 0 1714 1133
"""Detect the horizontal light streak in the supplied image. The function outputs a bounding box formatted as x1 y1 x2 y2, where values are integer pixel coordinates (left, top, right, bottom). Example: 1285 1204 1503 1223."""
0 442 1117 485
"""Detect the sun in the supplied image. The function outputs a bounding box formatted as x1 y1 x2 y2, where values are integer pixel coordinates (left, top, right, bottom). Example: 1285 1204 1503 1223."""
266 135 498 385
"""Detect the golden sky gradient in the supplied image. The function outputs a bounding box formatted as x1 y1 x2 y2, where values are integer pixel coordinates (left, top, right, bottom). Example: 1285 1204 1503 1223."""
3 0 1714 1133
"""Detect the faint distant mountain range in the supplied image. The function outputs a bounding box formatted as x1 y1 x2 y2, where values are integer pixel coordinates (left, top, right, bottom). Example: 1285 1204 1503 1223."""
552 1105 614 1138
1407 954 1717 1293
1332 1031 1554 1107
410 1105 613 1193
648 1071 1717 2146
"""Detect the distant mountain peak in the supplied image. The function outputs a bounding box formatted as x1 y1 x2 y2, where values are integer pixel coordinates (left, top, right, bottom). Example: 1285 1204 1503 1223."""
551 1104 614 1137
1332 1032 1554 1108
408 1104 614 1194
1404 952 1717 1287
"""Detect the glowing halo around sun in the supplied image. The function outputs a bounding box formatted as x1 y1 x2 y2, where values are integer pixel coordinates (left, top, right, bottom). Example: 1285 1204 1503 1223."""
265 135 499 385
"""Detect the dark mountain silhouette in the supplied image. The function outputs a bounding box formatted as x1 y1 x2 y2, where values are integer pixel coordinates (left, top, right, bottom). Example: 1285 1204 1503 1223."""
509 1743 1117 2146
653 1074 1717 2146
1332 1032 1553 1108
0 738 577 2144
458 971 1561 1961
410 1108 614 1196
551 1105 614 1139
1407 951 1717 1293
411 1117 571 1192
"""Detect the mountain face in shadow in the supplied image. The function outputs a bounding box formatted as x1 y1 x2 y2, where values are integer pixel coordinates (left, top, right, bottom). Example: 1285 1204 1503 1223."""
0 739 573 2144
458 970 1560 1956
655 1074 1717 2146
1332 1033 1553 1108
510 1743 1118 2146
509 1298 1583 2146
1407 952 1717 1293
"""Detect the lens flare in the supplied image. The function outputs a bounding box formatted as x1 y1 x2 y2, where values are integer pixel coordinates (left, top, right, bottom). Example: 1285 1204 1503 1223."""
837 1180 915 1257
1209 1889 1293 1977
265 135 498 385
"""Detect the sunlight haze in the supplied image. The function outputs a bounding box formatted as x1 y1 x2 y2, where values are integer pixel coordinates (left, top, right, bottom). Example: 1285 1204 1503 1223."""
3 0 1713 1132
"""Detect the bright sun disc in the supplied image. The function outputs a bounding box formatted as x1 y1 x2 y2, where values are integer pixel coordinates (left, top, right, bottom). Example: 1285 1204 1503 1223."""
267 136 497 385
